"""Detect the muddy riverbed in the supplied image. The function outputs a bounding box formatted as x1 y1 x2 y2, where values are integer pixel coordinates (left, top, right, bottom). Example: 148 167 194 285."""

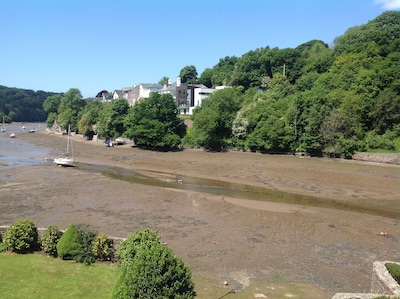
1 129 399 298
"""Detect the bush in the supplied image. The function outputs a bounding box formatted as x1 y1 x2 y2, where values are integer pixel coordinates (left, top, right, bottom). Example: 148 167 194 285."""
73 227 97 265
113 242 195 299
113 229 194 299
386 262 400 284
0 242 8 252
92 233 114 261
116 228 160 269
56 225 80 259
4 220 39 253
40 225 63 257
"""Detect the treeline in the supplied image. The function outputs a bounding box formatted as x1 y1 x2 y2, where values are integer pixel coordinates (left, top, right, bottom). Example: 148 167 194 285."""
28 11 400 156
0 86 60 122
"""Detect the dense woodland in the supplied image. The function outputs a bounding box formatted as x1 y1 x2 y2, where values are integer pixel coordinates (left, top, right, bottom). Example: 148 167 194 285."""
0 86 59 122
2 11 400 157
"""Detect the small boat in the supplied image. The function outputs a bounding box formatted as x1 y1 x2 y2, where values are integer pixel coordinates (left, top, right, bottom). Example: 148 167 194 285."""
53 125 75 167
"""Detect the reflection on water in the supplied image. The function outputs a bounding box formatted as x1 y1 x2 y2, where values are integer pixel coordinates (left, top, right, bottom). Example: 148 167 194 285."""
77 163 399 219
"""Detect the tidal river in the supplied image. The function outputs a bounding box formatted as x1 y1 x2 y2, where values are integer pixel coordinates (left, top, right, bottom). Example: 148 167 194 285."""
0 122 50 168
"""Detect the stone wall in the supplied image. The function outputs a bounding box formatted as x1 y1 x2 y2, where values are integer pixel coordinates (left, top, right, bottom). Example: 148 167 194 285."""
352 153 400 165
371 261 400 296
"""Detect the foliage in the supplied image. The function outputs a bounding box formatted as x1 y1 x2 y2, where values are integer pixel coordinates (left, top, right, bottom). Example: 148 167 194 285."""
40 225 63 257
191 87 242 150
97 98 129 140
78 100 102 139
116 228 160 269
3 220 39 253
113 243 195 299
386 263 400 284
72 225 97 265
56 225 80 260
158 76 170 86
113 229 194 299
124 93 186 149
179 65 198 84
56 88 86 132
0 85 58 122
92 233 114 262
0 233 7 252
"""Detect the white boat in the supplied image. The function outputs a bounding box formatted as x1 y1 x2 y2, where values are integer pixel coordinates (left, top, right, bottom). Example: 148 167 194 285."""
53 125 75 167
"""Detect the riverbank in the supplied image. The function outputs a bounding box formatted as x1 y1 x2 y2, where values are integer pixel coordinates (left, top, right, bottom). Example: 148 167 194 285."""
1 130 399 298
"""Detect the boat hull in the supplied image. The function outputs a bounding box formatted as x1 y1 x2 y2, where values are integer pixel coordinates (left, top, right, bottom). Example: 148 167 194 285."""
53 157 75 167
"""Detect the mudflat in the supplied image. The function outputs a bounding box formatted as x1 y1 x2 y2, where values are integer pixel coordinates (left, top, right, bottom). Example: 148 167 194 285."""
1 131 399 298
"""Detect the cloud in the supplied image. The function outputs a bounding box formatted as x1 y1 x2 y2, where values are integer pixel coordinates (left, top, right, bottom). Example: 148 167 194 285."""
374 0 400 9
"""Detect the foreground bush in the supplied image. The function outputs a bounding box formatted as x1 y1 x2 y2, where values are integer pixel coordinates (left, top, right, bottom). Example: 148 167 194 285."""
386 262 400 284
113 229 194 299
0 233 7 252
116 228 160 269
74 227 97 265
92 233 114 261
56 225 80 259
4 220 39 253
40 225 63 257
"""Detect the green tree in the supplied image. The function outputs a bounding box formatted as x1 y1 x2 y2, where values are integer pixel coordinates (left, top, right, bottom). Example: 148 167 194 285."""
43 94 62 114
57 88 86 132
158 76 170 86
191 87 243 150
97 98 129 140
125 93 186 149
198 68 213 87
78 100 102 139
179 65 198 84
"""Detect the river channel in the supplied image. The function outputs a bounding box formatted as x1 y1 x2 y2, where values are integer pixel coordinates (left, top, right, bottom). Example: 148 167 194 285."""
76 162 398 219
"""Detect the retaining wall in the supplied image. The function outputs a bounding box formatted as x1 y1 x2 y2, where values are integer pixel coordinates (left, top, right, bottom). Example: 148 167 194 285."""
352 153 400 165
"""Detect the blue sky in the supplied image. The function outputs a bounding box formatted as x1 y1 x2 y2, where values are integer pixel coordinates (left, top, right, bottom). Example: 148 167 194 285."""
1 0 399 98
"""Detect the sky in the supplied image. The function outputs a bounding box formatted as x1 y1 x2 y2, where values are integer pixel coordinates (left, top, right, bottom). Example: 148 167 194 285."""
1 0 399 98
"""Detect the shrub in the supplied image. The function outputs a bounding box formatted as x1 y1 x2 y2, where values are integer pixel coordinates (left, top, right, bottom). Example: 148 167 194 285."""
92 233 114 261
40 225 63 257
56 225 80 259
4 220 39 253
0 242 8 252
386 262 400 284
116 228 160 269
113 242 195 299
73 227 97 265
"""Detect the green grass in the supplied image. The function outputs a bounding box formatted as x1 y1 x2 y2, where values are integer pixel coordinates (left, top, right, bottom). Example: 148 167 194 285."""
0 253 120 299
0 253 326 299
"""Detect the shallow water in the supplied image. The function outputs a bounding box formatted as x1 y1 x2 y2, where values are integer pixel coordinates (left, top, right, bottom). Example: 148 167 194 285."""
0 123 49 167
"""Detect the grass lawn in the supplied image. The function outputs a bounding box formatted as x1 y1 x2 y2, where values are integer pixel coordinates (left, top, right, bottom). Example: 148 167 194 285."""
0 253 120 299
0 253 326 298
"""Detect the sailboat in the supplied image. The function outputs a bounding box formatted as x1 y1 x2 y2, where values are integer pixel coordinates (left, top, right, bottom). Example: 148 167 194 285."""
1 116 6 132
53 125 75 167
